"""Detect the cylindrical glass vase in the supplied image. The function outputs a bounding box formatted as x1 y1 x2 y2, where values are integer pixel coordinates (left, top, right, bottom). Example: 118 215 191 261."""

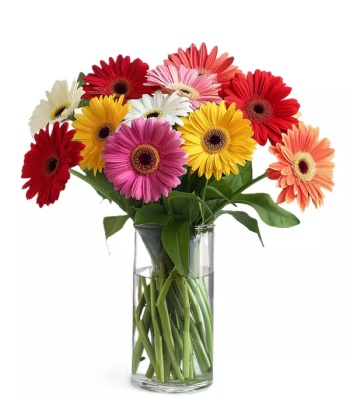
131 224 214 393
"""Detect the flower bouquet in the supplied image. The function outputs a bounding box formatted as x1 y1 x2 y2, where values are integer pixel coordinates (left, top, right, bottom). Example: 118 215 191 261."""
21 42 335 393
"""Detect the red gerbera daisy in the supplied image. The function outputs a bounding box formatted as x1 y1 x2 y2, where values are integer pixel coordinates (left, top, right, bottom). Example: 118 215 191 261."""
21 122 84 207
82 55 156 102
164 42 241 86
222 70 300 146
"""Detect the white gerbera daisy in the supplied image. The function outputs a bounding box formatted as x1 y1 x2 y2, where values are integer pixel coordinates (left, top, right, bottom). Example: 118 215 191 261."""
29 80 84 135
124 90 192 126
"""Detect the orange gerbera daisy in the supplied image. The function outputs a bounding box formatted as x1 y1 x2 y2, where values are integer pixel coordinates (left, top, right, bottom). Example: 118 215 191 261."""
164 42 241 86
267 123 335 212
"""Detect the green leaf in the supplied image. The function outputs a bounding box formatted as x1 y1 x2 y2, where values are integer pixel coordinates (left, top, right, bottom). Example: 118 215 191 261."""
163 191 202 223
200 198 227 224
103 215 129 240
161 220 190 277
205 163 252 201
216 210 264 246
232 193 300 228
239 161 253 185
70 168 142 217
78 98 90 108
77 71 86 88
134 204 172 226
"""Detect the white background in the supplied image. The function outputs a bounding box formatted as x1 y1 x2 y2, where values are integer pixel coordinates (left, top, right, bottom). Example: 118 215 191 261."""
2 0 349 399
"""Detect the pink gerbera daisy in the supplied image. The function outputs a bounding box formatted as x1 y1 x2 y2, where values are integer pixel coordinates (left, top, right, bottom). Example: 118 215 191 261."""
267 123 335 212
222 69 300 146
145 64 221 109
164 42 242 86
102 118 188 203
82 55 156 102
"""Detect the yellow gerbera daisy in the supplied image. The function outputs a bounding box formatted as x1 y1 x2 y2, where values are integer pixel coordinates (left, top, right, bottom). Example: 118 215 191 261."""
178 101 256 180
72 95 131 175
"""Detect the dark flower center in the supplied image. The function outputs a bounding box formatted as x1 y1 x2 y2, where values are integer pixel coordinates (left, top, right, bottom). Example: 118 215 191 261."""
253 104 264 114
97 124 114 141
174 84 199 99
245 98 273 123
298 160 308 174
54 106 67 118
111 79 130 96
203 129 228 153
51 103 70 119
45 155 59 176
131 144 160 175
146 111 160 118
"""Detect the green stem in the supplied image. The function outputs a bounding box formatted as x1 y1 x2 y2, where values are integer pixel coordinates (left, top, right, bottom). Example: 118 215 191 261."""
132 277 151 374
189 278 213 359
190 319 212 374
205 171 269 224
170 317 184 356
132 307 151 374
163 346 171 381
134 319 157 373
187 281 208 352
232 171 268 197
145 363 154 379
157 300 184 381
199 178 209 224
150 279 164 382
156 267 178 307
182 277 191 379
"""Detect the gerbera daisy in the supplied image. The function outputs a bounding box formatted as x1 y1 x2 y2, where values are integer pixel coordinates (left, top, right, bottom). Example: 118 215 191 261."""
145 64 221 109
178 101 256 180
164 42 242 86
82 55 155 102
102 118 187 203
72 95 131 175
124 90 192 126
29 80 84 135
222 70 300 146
21 122 84 208
267 123 335 212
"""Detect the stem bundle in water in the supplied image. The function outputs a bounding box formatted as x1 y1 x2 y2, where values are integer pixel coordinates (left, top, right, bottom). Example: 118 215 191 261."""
132 224 214 392
132 268 213 386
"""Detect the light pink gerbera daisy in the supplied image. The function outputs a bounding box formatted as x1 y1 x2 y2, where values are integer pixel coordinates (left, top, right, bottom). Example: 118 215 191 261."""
102 118 188 203
164 42 242 86
267 123 335 212
145 64 221 109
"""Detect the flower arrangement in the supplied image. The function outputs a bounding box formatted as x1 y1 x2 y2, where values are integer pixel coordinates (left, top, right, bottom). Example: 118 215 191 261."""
21 42 335 391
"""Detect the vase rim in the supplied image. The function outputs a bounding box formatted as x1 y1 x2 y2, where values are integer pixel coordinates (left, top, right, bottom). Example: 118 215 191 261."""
190 223 215 231
134 223 215 230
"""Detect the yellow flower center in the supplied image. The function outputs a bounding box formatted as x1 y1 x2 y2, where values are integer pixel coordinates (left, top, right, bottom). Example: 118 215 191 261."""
292 151 316 181
51 103 70 119
143 109 163 119
202 129 228 153
173 84 199 100
96 123 115 141
131 144 160 175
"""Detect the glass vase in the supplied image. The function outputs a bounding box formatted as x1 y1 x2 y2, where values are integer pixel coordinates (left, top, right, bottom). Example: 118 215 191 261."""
131 224 214 393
